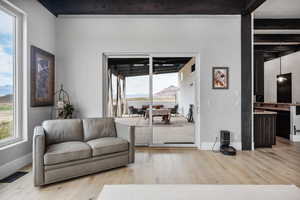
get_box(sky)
[0,9,14,89]
[112,73,178,97]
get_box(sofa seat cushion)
[44,141,92,165]
[87,137,129,157]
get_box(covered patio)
[106,57,196,145]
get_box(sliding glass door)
[106,55,153,145]
[105,54,196,147]
[151,57,196,145]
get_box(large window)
[0,2,25,147]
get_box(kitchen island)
[254,102,300,139]
[254,111,277,148]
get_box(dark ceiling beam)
[125,73,148,77]
[279,48,300,58]
[38,0,247,16]
[263,52,277,62]
[254,34,300,43]
[112,65,183,73]
[110,63,186,67]
[108,57,189,77]
[254,45,300,53]
[254,19,300,30]
[111,65,148,70]
[114,67,148,71]
[108,58,191,65]
[118,70,181,77]
[263,49,300,62]
[254,34,300,61]
[254,45,300,62]
[110,64,183,70]
[114,69,149,73]
[243,0,266,15]
[108,58,148,65]
[154,58,191,64]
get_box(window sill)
[0,138,27,151]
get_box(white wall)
[0,0,55,176]
[56,15,242,145]
[178,58,196,117]
[264,51,300,103]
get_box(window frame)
[0,1,26,148]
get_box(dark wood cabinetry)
[254,112,276,148]
[276,111,290,139]
[254,103,294,140]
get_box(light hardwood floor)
[0,137,299,200]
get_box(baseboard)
[0,153,32,180]
[200,142,242,151]
[290,134,300,142]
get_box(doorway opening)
[103,54,198,147]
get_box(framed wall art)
[212,67,229,89]
[31,46,55,107]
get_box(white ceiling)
[254,0,300,19]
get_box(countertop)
[254,106,290,112]
[255,102,300,106]
[254,111,277,115]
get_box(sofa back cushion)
[42,119,83,145]
[82,118,117,141]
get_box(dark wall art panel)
[31,46,55,107]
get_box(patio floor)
[115,116,195,145]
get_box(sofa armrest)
[115,122,135,163]
[33,126,46,186]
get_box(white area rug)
[98,184,300,200]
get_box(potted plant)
[63,103,74,119]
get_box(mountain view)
[125,85,179,99]
[0,85,12,97]
[0,85,12,105]
[126,94,149,98]
[0,8,14,140]
[154,85,179,97]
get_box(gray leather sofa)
[33,118,135,186]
